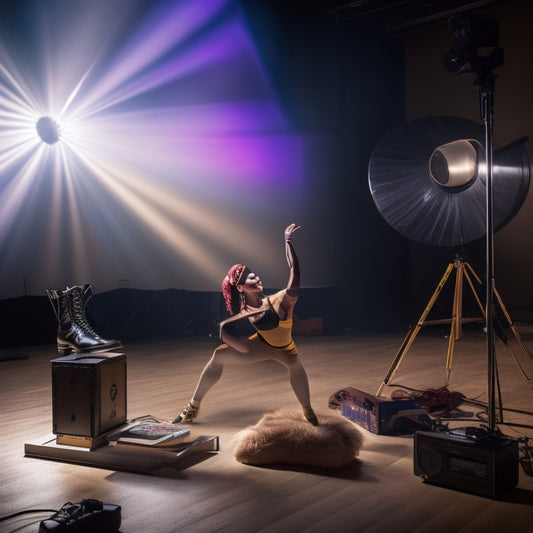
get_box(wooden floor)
[2,326,533,532]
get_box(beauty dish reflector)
[368,116,530,247]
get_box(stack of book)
[105,417,219,456]
[25,416,219,473]
[107,420,191,447]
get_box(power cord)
[0,509,58,522]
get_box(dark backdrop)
[1,1,447,348]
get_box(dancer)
[173,223,318,426]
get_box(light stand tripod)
[401,14,530,497]
[375,255,532,398]
[378,15,533,439]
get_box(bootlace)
[70,289,98,335]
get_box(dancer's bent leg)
[173,338,318,425]
[173,344,248,423]
[273,349,318,426]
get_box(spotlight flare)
[36,116,60,144]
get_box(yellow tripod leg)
[445,262,463,385]
[464,262,485,315]
[376,262,455,396]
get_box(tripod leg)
[445,262,485,385]
[445,262,464,385]
[376,326,413,396]
[445,328,456,386]
[453,261,464,339]
[494,287,533,361]
[492,304,532,382]
[498,340,531,382]
[494,355,505,424]
[464,263,485,316]
[376,263,455,396]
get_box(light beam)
[0,0,303,298]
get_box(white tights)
[190,335,312,410]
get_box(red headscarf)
[221,264,250,314]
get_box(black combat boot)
[46,285,122,355]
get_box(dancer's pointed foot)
[172,402,200,424]
[303,407,319,426]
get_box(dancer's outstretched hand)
[284,223,301,243]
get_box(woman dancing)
[173,223,318,426]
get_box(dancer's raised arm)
[284,223,301,297]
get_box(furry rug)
[233,408,364,469]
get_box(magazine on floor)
[106,419,191,447]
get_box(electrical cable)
[0,509,58,522]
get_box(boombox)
[414,430,519,498]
